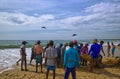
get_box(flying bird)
[72,34,77,36]
[41,26,47,29]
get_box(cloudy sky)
[0,0,120,40]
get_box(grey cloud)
[7,17,25,24]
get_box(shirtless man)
[34,41,44,73]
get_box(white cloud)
[0,12,55,25]
[85,3,120,13]
[0,2,120,39]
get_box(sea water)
[0,48,31,73]
[0,39,120,47]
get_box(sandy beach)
[0,46,120,79]
[0,63,120,79]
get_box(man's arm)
[34,46,36,54]
[88,46,92,55]
[44,50,47,66]
[63,51,67,68]
[77,52,80,68]
[20,45,26,55]
[101,47,105,56]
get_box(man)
[56,43,63,68]
[107,42,111,57]
[73,40,81,53]
[99,41,105,64]
[29,43,37,65]
[34,41,44,73]
[89,39,101,72]
[20,41,28,71]
[64,42,80,79]
[44,40,57,79]
[80,43,89,66]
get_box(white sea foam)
[0,48,31,73]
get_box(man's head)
[22,41,28,45]
[93,38,98,43]
[100,41,104,45]
[69,41,74,47]
[37,40,41,44]
[49,40,54,46]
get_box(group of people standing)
[17,39,116,79]
[107,42,116,57]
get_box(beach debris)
[41,26,47,29]
[72,34,77,36]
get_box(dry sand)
[0,64,120,79]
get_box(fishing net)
[102,57,120,67]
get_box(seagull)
[41,26,47,29]
[72,34,77,36]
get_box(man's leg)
[98,55,102,64]
[40,63,43,73]
[64,68,71,79]
[16,59,21,65]
[89,58,93,72]
[25,60,28,71]
[85,60,87,66]
[36,62,38,72]
[21,60,24,71]
[46,69,49,79]
[71,67,76,79]
[30,58,33,65]
[53,69,56,79]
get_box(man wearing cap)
[20,41,28,71]
[34,41,44,73]
[89,39,101,72]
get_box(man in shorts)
[34,41,44,73]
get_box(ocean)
[0,39,120,48]
[0,39,120,73]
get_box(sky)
[0,0,120,40]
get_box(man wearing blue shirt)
[89,39,101,72]
[64,42,80,79]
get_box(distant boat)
[41,26,47,29]
[72,34,77,36]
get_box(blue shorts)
[46,66,55,70]
[112,48,115,53]
[91,54,98,59]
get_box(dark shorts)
[31,52,35,59]
[46,65,55,70]
[21,55,26,61]
[91,55,98,59]
[36,54,42,63]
